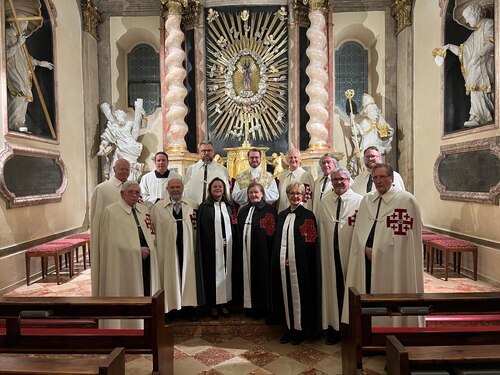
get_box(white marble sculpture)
[98,100,146,181]
[6,20,54,133]
[349,93,394,156]
[442,3,495,127]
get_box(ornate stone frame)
[433,136,500,205]
[0,143,67,208]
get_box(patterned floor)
[4,259,500,374]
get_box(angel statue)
[268,152,287,178]
[98,99,146,181]
[440,3,494,127]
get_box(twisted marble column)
[305,3,329,149]
[164,0,188,151]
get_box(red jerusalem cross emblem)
[348,210,358,226]
[299,219,317,243]
[260,213,276,235]
[386,209,413,235]
[145,214,155,235]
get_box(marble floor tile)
[240,346,281,367]
[174,356,209,374]
[194,347,235,367]
[176,337,214,356]
[287,346,329,366]
[213,355,259,374]
[263,356,309,375]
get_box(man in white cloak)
[344,163,424,327]
[312,153,338,215]
[351,146,405,195]
[98,181,160,329]
[90,158,130,297]
[184,140,230,207]
[151,178,202,321]
[318,168,362,344]
[277,149,314,213]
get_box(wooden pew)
[0,347,125,374]
[0,290,172,375]
[341,288,500,375]
[386,335,500,375]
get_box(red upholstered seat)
[427,238,478,281]
[26,243,70,255]
[66,233,90,240]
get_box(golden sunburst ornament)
[205,7,289,143]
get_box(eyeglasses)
[200,149,214,154]
[126,190,141,196]
[364,154,380,159]
[287,192,303,196]
[372,176,389,181]
[333,177,348,182]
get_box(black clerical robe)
[234,201,277,311]
[197,198,239,306]
[271,205,321,336]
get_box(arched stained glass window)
[335,41,368,114]
[127,44,160,115]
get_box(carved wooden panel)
[0,143,67,208]
[434,137,500,205]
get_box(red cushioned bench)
[0,290,172,375]
[341,288,500,375]
[427,238,478,281]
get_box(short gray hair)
[286,148,301,157]
[120,180,140,192]
[331,167,351,179]
[199,140,214,148]
[319,153,338,166]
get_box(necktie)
[173,202,181,215]
[202,164,208,202]
[320,176,328,200]
[333,196,345,315]
[132,207,148,247]
[366,174,373,193]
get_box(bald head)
[113,159,130,182]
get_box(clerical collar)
[250,166,261,174]
[155,170,170,178]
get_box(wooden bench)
[0,347,124,374]
[427,238,478,281]
[341,288,500,375]
[386,335,500,375]
[0,290,172,375]
[421,232,450,272]
[65,233,91,268]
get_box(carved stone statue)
[98,100,146,181]
[348,93,394,156]
[6,20,54,133]
[443,3,495,127]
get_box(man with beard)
[351,146,405,195]
[312,153,338,215]
[318,168,362,344]
[184,140,230,207]
[345,163,424,327]
[232,149,278,206]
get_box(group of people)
[90,141,424,344]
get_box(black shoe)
[220,306,231,318]
[279,329,293,344]
[325,327,340,345]
[291,330,305,345]
[210,307,219,320]
[183,307,198,322]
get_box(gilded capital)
[292,0,310,26]
[163,0,187,17]
[81,0,101,40]
[309,0,326,13]
[391,0,412,35]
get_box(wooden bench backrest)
[342,288,500,375]
[0,290,172,375]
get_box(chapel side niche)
[4,0,56,139]
[443,0,495,134]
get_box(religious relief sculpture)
[205,7,289,145]
[438,3,495,127]
[5,1,55,137]
[97,100,146,181]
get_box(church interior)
[0,0,499,373]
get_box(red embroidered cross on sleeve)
[259,213,276,235]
